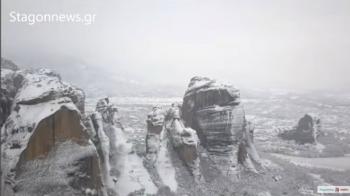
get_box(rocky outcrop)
[145,106,164,164]
[164,104,200,177]
[0,89,12,126]
[1,65,106,196]
[90,98,158,196]
[182,76,241,154]
[279,114,321,144]
[1,59,24,126]
[144,104,200,193]
[1,58,19,71]
[14,68,85,113]
[182,76,261,172]
[237,120,262,172]
[145,104,200,175]
[143,106,178,193]
[88,97,122,195]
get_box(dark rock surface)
[279,114,321,144]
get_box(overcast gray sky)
[1,0,350,91]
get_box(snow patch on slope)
[156,133,178,192]
[114,127,157,196]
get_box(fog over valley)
[2,0,350,96]
[2,1,350,196]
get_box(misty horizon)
[2,0,350,92]
[2,2,350,196]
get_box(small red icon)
[335,187,340,192]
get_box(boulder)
[279,114,321,144]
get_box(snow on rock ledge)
[1,65,105,196]
[14,68,85,113]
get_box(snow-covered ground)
[113,125,157,196]
[271,153,350,171]
[83,90,350,195]
[155,132,178,192]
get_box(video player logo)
[318,186,350,194]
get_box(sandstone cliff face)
[279,114,321,144]
[17,107,88,163]
[182,76,261,172]
[1,64,105,196]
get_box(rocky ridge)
[1,59,106,196]
[2,59,328,196]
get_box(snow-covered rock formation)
[181,76,262,173]
[1,59,20,126]
[88,98,120,195]
[144,106,178,193]
[145,106,165,165]
[145,105,201,175]
[164,104,201,179]
[1,61,106,196]
[279,114,321,144]
[144,104,203,194]
[89,97,158,196]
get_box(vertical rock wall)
[182,76,261,172]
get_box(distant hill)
[1,57,185,98]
